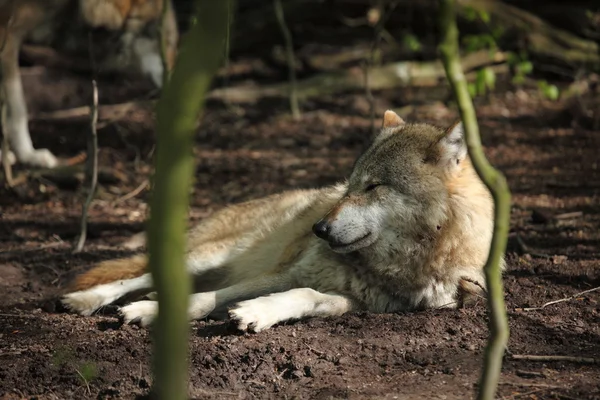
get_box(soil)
[1,61,600,400]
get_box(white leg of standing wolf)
[0,35,58,168]
[0,0,178,168]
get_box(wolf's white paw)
[120,301,158,327]
[229,297,280,332]
[144,292,158,300]
[62,291,107,316]
[20,148,59,168]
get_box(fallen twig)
[461,276,488,294]
[112,178,149,205]
[74,79,99,253]
[515,235,552,259]
[61,152,87,167]
[514,233,599,260]
[515,369,546,378]
[33,101,144,122]
[75,368,92,396]
[522,286,600,311]
[554,211,583,220]
[501,388,554,400]
[209,50,507,103]
[511,354,600,365]
[26,52,507,121]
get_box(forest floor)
[0,60,599,399]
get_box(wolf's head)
[313,111,470,255]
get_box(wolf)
[61,111,496,332]
[0,0,178,168]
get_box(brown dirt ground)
[1,64,599,400]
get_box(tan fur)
[61,114,498,332]
[425,158,496,293]
[70,254,148,291]
[79,0,167,30]
[79,0,129,29]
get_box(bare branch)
[511,354,600,364]
[112,178,149,205]
[522,286,600,312]
[73,80,99,253]
[438,1,511,399]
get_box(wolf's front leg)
[229,288,358,332]
[120,273,294,327]
[1,37,58,168]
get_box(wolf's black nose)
[312,220,331,240]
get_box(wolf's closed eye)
[365,183,381,192]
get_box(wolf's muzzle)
[312,219,331,240]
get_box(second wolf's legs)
[0,36,58,168]
[120,273,294,327]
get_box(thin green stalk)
[158,0,172,89]
[274,0,301,119]
[148,1,232,399]
[438,1,510,399]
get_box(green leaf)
[539,82,559,101]
[483,67,496,91]
[478,10,491,23]
[585,10,594,19]
[512,74,525,85]
[476,69,487,96]
[468,82,477,97]
[507,52,519,67]
[464,6,477,21]
[545,85,559,101]
[517,61,533,76]
[536,79,548,89]
[491,26,505,39]
[462,34,496,54]
[462,35,480,53]
[536,80,559,100]
[403,34,422,52]
[483,34,496,50]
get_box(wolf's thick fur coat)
[62,112,497,332]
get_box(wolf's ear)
[381,110,405,129]
[436,121,467,173]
